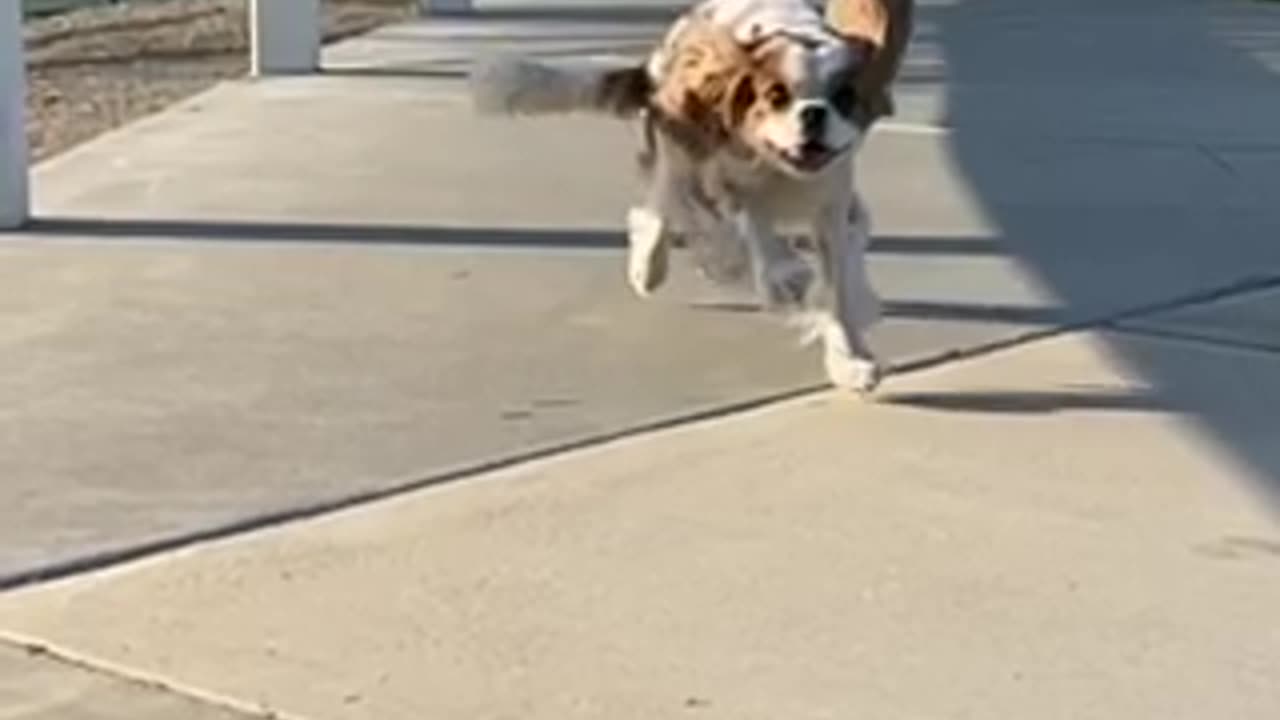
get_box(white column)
[0,0,29,229]
[250,0,321,76]
[420,0,475,15]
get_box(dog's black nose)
[800,105,827,135]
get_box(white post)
[1,0,29,229]
[419,0,474,15]
[250,0,321,76]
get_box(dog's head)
[651,16,884,178]
[730,29,874,176]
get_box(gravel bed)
[24,0,416,162]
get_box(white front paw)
[824,347,882,395]
[626,207,669,297]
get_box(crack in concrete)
[891,274,1280,376]
[0,633,303,720]
[1197,143,1242,177]
[0,383,827,593]
[1107,324,1280,358]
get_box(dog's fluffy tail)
[469,56,651,117]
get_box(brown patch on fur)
[736,38,797,127]
[826,0,915,125]
[647,16,785,160]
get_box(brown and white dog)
[471,0,913,393]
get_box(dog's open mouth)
[771,140,845,174]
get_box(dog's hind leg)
[737,207,814,311]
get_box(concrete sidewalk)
[6,0,1280,588]
[2,0,1280,717]
[3,331,1279,719]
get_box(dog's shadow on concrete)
[878,388,1173,415]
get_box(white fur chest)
[707,148,849,229]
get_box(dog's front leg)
[813,191,882,393]
[626,166,685,299]
[630,159,752,298]
[625,204,672,297]
[628,182,741,297]
[627,126,743,297]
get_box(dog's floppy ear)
[650,16,753,156]
[827,0,914,124]
[722,70,759,130]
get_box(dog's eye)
[765,83,790,110]
[830,85,858,115]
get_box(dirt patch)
[24,0,416,162]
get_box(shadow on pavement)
[25,217,627,248]
[933,0,1280,499]
[882,388,1171,415]
[24,216,1002,256]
